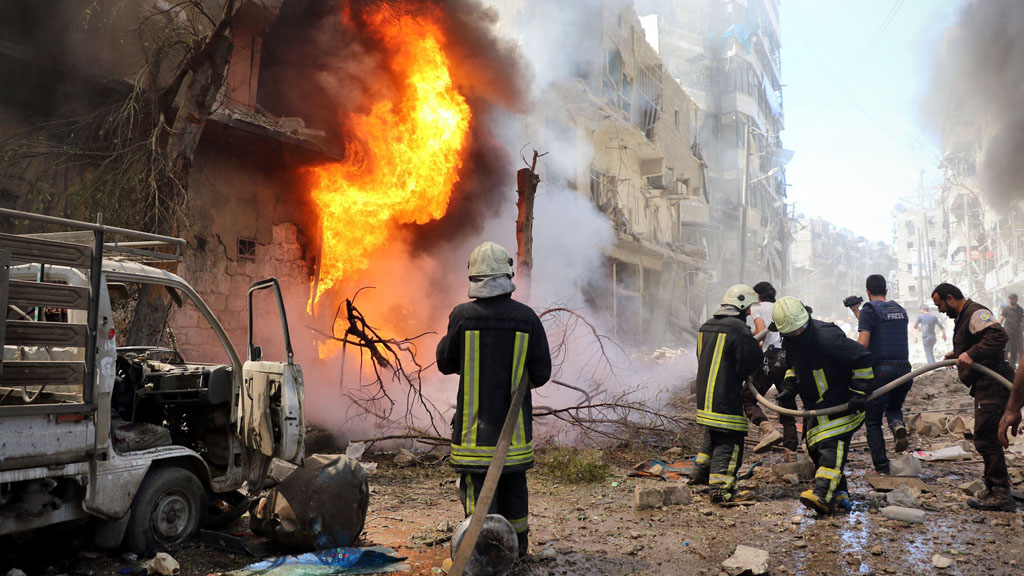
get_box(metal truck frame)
[0,208,304,554]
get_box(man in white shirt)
[743,281,797,452]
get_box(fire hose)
[747,329,1014,418]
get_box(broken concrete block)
[947,415,975,437]
[932,554,953,568]
[1009,468,1024,485]
[914,413,950,437]
[959,480,986,497]
[394,449,418,467]
[885,486,920,508]
[772,459,815,481]
[890,453,923,477]
[721,544,770,576]
[880,505,926,523]
[635,486,664,510]
[783,473,800,486]
[662,485,693,505]
[145,552,180,576]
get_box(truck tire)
[126,467,206,554]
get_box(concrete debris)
[771,459,815,482]
[721,544,770,576]
[959,480,987,497]
[665,447,683,458]
[1009,468,1024,485]
[6,569,26,576]
[783,473,800,486]
[870,544,883,555]
[880,505,926,523]
[635,487,664,510]
[885,486,921,508]
[889,453,923,477]
[634,485,693,509]
[145,552,180,576]
[909,413,950,437]
[932,554,954,568]
[394,449,419,467]
[536,545,558,561]
[947,415,975,437]
[865,475,931,493]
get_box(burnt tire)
[126,467,206,555]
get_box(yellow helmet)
[772,297,810,335]
[468,241,514,277]
[721,284,758,311]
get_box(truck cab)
[0,209,305,553]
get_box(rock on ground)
[721,544,770,576]
[394,449,419,467]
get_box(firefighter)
[773,297,872,515]
[932,283,1016,511]
[436,241,552,557]
[688,284,764,505]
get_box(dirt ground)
[3,366,1024,576]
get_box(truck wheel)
[126,467,206,554]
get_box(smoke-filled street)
[2,0,1024,575]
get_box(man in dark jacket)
[437,241,552,556]
[689,284,764,505]
[933,283,1016,511]
[773,297,872,515]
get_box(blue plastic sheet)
[234,546,407,576]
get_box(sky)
[780,0,961,243]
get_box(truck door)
[238,279,304,466]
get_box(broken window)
[238,237,256,260]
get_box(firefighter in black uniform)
[436,241,553,556]
[688,284,764,505]
[773,297,873,515]
[932,282,1016,511]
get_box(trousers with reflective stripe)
[451,330,533,470]
[459,471,530,554]
[808,432,853,503]
[693,427,746,494]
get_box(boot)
[967,486,1017,512]
[799,489,833,515]
[712,488,755,505]
[834,491,854,511]
[753,420,784,453]
[892,423,909,453]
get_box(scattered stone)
[721,544,770,576]
[885,486,920,508]
[663,485,693,505]
[1009,469,1024,485]
[790,515,803,524]
[783,474,800,486]
[932,554,953,569]
[635,487,664,510]
[145,553,180,576]
[880,506,926,523]
[6,569,26,576]
[795,540,808,549]
[394,449,419,467]
[870,545,883,556]
[889,454,923,477]
[666,447,683,457]
[772,460,815,481]
[960,480,986,497]
[537,545,557,561]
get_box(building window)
[906,263,913,272]
[674,108,680,131]
[907,242,914,249]
[238,237,256,260]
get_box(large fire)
[308,7,471,311]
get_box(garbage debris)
[145,552,180,576]
[251,454,370,551]
[885,486,921,508]
[889,453,923,477]
[721,544,770,576]
[631,459,693,480]
[880,505,926,523]
[450,515,518,576]
[231,546,407,576]
[914,445,971,462]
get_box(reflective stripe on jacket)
[695,314,763,432]
[437,294,552,473]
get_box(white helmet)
[715,284,758,316]
[468,241,514,277]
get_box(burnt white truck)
[0,208,305,553]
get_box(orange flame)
[308,8,471,310]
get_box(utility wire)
[853,0,906,69]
